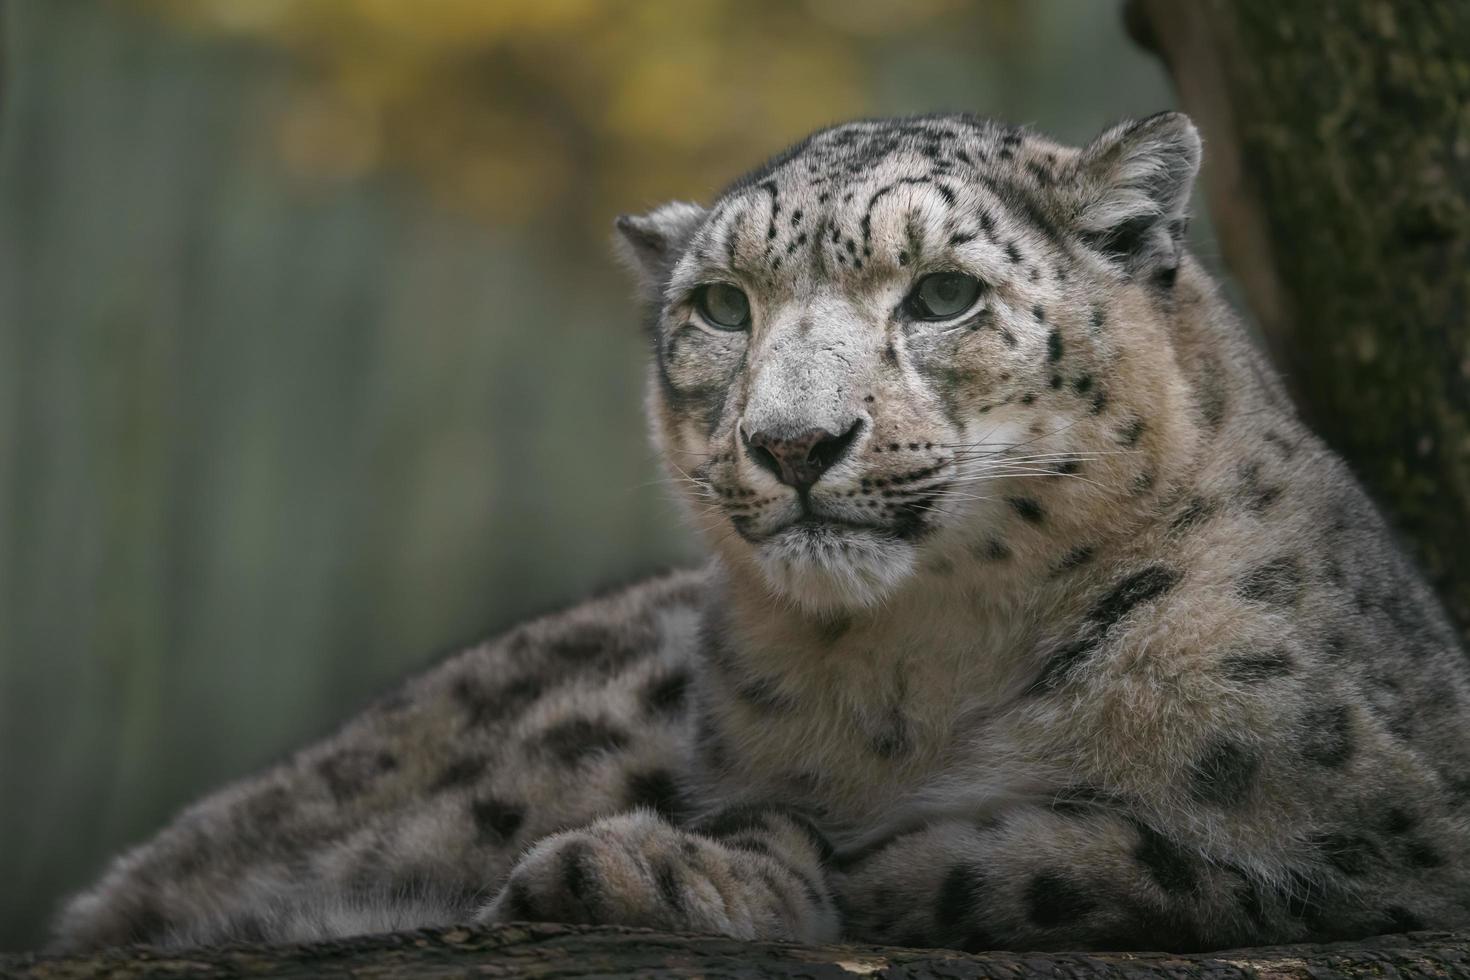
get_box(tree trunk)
[2,923,1469,979]
[1125,0,1470,645]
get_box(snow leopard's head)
[616,113,1201,615]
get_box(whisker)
[947,452,1121,465]
[946,470,1117,494]
[942,416,1095,456]
[910,491,997,503]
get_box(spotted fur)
[52,113,1470,953]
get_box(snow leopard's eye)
[694,283,751,330]
[906,273,984,321]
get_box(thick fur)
[53,114,1470,953]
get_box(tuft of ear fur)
[1070,112,1201,285]
[613,201,708,304]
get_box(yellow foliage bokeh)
[138,0,994,230]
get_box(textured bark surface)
[3,923,1470,980]
[1127,0,1470,645]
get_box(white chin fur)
[754,525,918,614]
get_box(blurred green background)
[0,0,1191,950]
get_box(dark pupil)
[934,278,961,302]
[708,286,746,325]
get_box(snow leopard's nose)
[742,420,863,491]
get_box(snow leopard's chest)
[692,589,1059,833]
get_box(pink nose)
[742,421,862,490]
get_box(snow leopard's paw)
[477,806,838,942]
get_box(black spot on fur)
[1055,545,1096,574]
[1117,417,1146,447]
[538,717,632,766]
[453,673,548,729]
[1404,840,1445,869]
[1220,649,1293,682]
[1197,369,1228,431]
[641,669,691,718]
[652,857,685,915]
[831,829,923,872]
[1381,806,1418,836]
[1315,832,1376,876]
[1047,328,1063,362]
[695,805,771,842]
[1190,739,1259,806]
[241,785,295,833]
[1028,565,1180,695]
[696,805,832,863]
[547,624,641,663]
[817,615,853,644]
[869,707,910,759]
[1169,495,1216,535]
[1237,461,1283,512]
[624,768,689,820]
[1008,496,1045,524]
[1026,872,1095,927]
[560,839,598,909]
[1082,215,1154,264]
[704,626,798,712]
[777,808,836,863]
[980,537,1010,561]
[431,755,488,793]
[1134,824,1196,893]
[1262,430,1297,458]
[1091,565,1180,632]
[1047,785,1127,816]
[471,797,525,846]
[1300,703,1355,768]
[735,674,798,713]
[1238,556,1303,606]
[317,748,398,802]
[1027,638,1093,694]
[504,879,538,921]
[934,864,985,946]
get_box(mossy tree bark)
[1126,0,1470,645]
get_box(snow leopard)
[51,112,1470,954]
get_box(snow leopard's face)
[617,114,1199,614]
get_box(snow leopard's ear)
[1070,111,1201,285]
[614,202,708,303]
